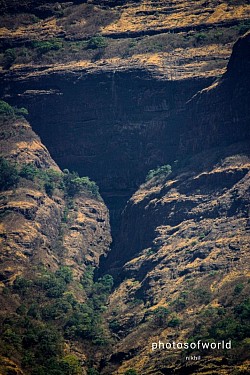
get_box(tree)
[146,164,172,182]
[0,157,19,191]
[87,35,108,49]
[152,306,170,326]
[124,370,138,375]
[61,355,82,375]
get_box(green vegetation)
[87,35,108,49]
[0,157,19,191]
[1,265,114,374]
[167,315,181,328]
[171,292,188,311]
[189,297,250,353]
[124,370,138,375]
[87,368,100,375]
[0,156,100,199]
[60,355,82,375]
[195,32,207,43]
[63,170,100,197]
[19,163,39,181]
[194,288,212,304]
[0,23,245,69]
[234,283,244,295]
[151,306,170,326]
[0,100,28,118]
[146,164,172,182]
[2,48,17,69]
[31,39,63,55]
[19,163,63,197]
[0,100,15,116]
[236,20,250,35]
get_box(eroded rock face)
[101,144,250,375]
[98,34,250,375]
[0,2,249,374]
[178,31,250,157]
[0,115,112,373]
[1,71,208,194]
[0,116,111,282]
[100,32,250,275]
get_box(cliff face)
[102,143,250,374]
[0,1,250,375]
[0,114,111,374]
[96,33,250,375]
[0,116,111,281]
[1,1,249,229]
[0,71,208,193]
[178,31,250,156]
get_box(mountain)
[0,1,249,374]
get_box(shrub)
[234,283,244,295]
[45,169,62,185]
[195,32,207,43]
[236,20,250,35]
[0,100,28,117]
[172,297,186,311]
[146,164,172,182]
[35,272,67,298]
[44,181,55,197]
[42,169,62,196]
[2,327,22,348]
[60,355,81,375]
[194,288,211,304]
[87,35,108,49]
[81,265,94,294]
[20,163,38,180]
[15,106,29,116]
[168,316,181,327]
[109,319,120,332]
[124,370,138,375]
[19,165,62,196]
[27,304,41,319]
[234,299,250,320]
[3,48,16,69]
[31,40,63,54]
[152,306,170,326]
[0,100,15,116]
[63,170,100,197]
[55,266,73,284]
[87,368,100,375]
[41,300,71,320]
[0,157,19,191]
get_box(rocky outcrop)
[0,2,249,375]
[100,31,250,273]
[0,2,249,236]
[97,33,250,374]
[0,116,111,282]
[0,114,112,374]
[100,144,250,375]
[178,31,250,156]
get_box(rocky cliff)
[98,32,250,374]
[0,113,111,374]
[0,1,250,375]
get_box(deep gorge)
[0,69,211,271]
[0,2,250,373]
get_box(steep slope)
[0,1,250,235]
[99,33,250,375]
[0,0,250,79]
[0,2,249,375]
[0,111,111,375]
[102,144,250,375]
[0,113,111,280]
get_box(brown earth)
[0,1,249,375]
